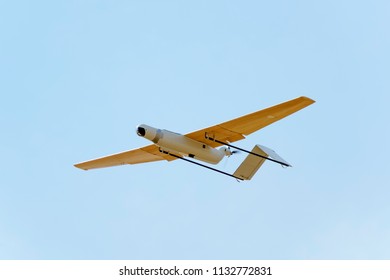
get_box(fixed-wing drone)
[74,96,315,180]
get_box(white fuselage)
[136,124,227,164]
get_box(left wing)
[74,144,177,170]
[185,96,315,147]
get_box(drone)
[74,96,315,180]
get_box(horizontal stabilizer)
[257,145,291,167]
[233,145,290,180]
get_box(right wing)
[185,96,315,147]
[74,144,178,170]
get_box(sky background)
[1,0,389,259]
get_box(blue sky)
[1,0,389,259]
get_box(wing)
[185,96,315,147]
[75,96,314,170]
[74,144,178,170]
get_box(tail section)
[233,145,290,180]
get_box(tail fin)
[233,145,290,180]
[257,145,291,167]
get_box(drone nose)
[136,126,146,137]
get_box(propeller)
[222,146,240,169]
[226,146,240,156]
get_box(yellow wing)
[74,96,314,170]
[74,144,177,170]
[185,96,315,147]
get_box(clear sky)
[1,0,389,259]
